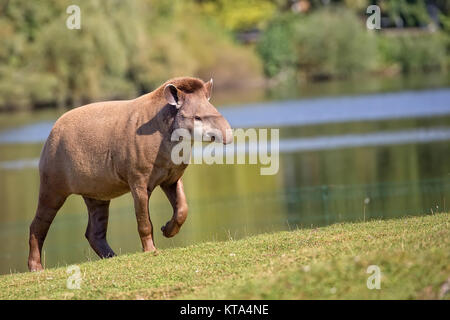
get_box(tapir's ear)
[205,78,213,101]
[164,84,184,108]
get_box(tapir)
[28,77,232,271]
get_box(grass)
[0,213,449,300]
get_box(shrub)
[198,0,276,32]
[294,8,377,78]
[0,66,60,112]
[0,0,264,111]
[257,13,298,78]
[257,7,377,80]
[377,32,447,73]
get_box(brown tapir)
[28,77,232,271]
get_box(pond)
[0,74,449,274]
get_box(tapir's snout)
[218,115,233,145]
[202,110,233,145]
[223,123,233,145]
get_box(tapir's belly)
[40,128,132,200]
[45,154,130,201]
[75,184,131,201]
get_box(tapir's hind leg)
[83,197,115,259]
[28,191,67,271]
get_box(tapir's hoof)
[28,262,44,272]
[161,224,176,238]
[161,225,171,238]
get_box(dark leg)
[161,179,188,238]
[131,184,156,252]
[28,191,67,271]
[83,197,115,258]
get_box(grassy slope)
[0,213,449,300]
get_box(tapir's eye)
[194,116,201,121]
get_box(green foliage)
[294,8,377,78]
[198,0,277,32]
[257,4,449,80]
[1,0,449,111]
[381,0,431,27]
[135,1,263,90]
[256,13,298,78]
[438,12,450,67]
[0,0,263,111]
[343,0,370,11]
[257,8,377,79]
[0,67,59,111]
[377,32,448,73]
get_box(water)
[1,77,449,274]
[2,89,450,144]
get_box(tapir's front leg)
[131,184,156,252]
[161,179,188,238]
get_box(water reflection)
[2,89,450,144]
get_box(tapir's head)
[163,78,233,144]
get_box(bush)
[294,8,377,79]
[377,32,448,73]
[0,67,59,111]
[198,0,276,32]
[0,0,264,111]
[257,7,377,80]
[257,13,298,78]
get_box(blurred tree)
[377,32,447,73]
[380,0,430,27]
[0,0,448,111]
[0,0,263,111]
[196,0,277,31]
[343,0,370,11]
[257,7,377,80]
[257,13,298,78]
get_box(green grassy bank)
[1,213,449,300]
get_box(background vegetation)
[0,0,448,111]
